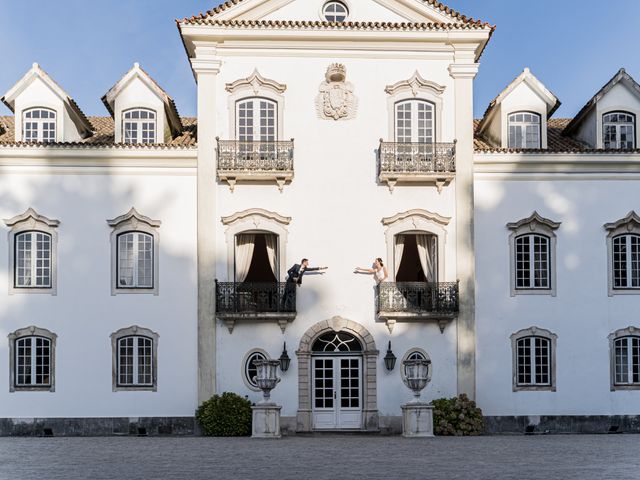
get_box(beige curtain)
[235,234,255,282]
[416,234,435,282]
[394,235,405,277]
[264,234,278,279]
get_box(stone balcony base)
[379,172,455,193]
[377,311,457,334]
[216,312,296,333]
[218,170,294,193]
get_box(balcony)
[376,281,459,333]
[215,281,296,333]
[216,139,294,192]
[378,141,456,193]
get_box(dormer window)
[22,108,56,143]
[322,1,348,22]
[508,112,540,149]
[123,109,156,144]
[603,112,635,149]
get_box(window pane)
[515,235,531,288]
[136,233,153,288]
[516,338,531,385]
[118,337,134,385]
[534,337,550,385]
[615,338,629,384]
[122,110,156,144]
[508,112,540,148]
[118,233,135,287]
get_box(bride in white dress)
[355,258,388,285]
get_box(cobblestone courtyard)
[0,434,638,480]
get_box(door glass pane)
[314,358,334,408]
[340,358,360,408]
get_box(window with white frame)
[612,234,640,289]
[14,231,52,288]
[322,1,348,22]
[8,326,57,392]
[603,112,635,149]
[22,108,56,143]
[605,211,640,295]
[117,231,154,288]
[110,326,158,391]
[107,208,161,295]
[514,233,550,289]
[123,108,156,144]
[507,212,560,296]
[508,112,541,149]
[236,98,277,142]
[613,335,640,386]
[4,208,59,295]
[243,349,268,391]
[510,327,557,391]
[395,99,434,144]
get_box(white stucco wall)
[475,177,640,416]
[0,166,198,417]
[211,53,462,417]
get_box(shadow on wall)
[0,150,198,419]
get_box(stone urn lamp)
[401,358,434,437]
[251,359,283,438]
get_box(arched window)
[22,108,56,143]
[110,326,158,391]
[612,234,640,289]
[107,208,161,295]
[117,231,154,288]
[15,231,52,288]
[236,98,277,142]
[395,99,434,144]
[508,112,540,149]
[312,331,363,352]
[507,212,560,296]
[510,327,557,391]
[122,108,156,144]
[322,1,348,22]
[609,327,640,389]
[8,326,57,392]
[603,111,635,149]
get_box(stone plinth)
[252,404,282,439]
[401,403,434,437]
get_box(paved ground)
[0,434,637,480]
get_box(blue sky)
[1,0,639,118]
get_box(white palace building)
[1,0,640,435]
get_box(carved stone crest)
[316,64,357,121]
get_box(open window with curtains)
[394,233,437,282]
[234,232,278,283]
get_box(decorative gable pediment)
[222,208,291,227]
[385,71,445,97]
[225,70,287,95]
[107,207,161,229]
[183,0,481,24]
[604,211,640,232]
[4,207,60,229]
[506,211,561,232]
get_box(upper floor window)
[395,99,434,144]
[508,112,540,149]
[510,326,557,392]
[123,108,156,144]
[107,208,161,295]
[236,98,276,142]
[507,212,560,296]
[605,211,640,295]
[110,326,158,391]
[603,112,635,149]
[22,108,56,143]
[3,208,59,295]
[322,1,348,22]
[8,326,57,392]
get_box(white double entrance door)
[312,355,362,430]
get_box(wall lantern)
[279,342,291,372]
[384,341,397,371]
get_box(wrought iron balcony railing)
[216,139,294,192]
[378,141,456,192]
[377,282,459,332]
[215,281,296,333]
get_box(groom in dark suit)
[281,258,327,310]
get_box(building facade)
[0,0,638,435]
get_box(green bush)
[196,392,252,436]
[432,393,484,436]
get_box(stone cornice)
[382,209,451,227]
[221,208,291,226]
[384,71,445,97]
[506,211,561,231]
[4,208,60,228]
[107,207,161,229]
[604,211,640,232]
[226,69,286,94]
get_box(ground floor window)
[110,326,158,391]
[613,336,640,386]
[8,326,57,392]
[510,326,557,391]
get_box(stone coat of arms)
[316,63,357,121]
